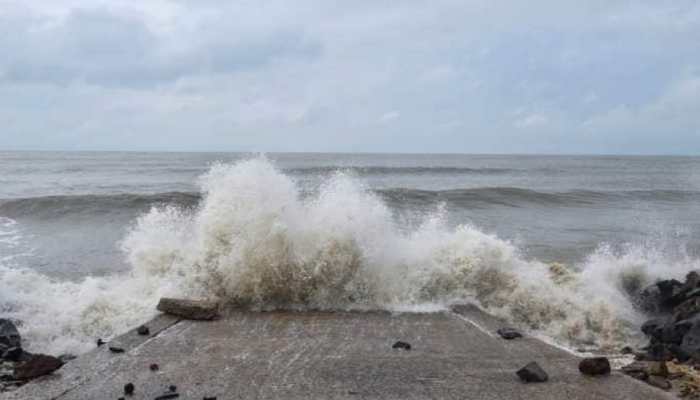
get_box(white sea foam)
[2,157,699,355]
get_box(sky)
[0,1,699,154]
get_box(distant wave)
[285,166,517,175]
[378,187,700,208]
[0,192,200,218]
[1,188,699,219]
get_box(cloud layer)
[1,1,698,153]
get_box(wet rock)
[2,347,21,362]
[516,361,548,383]
[13,354,63,380]
[496,328,522,340]
[392,341,411,350]
[156,298,219,320]
[124,382,135,396]
[674,297,700,322]
[647,375,672,390]
[0,320,21,352]
[136,325,150,336]
[578,357,611,376]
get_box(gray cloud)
[0,0,698,153]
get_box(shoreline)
[5,305,673,400]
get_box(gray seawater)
[3,151,700,356]
[1,151,699,279]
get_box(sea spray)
[2,156,700,355]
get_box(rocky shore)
[620,271,700,397]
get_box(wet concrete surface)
[5,305,673,399]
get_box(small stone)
[578,357,611,376]
[96,338,105,347]
[13,354,63,380]
[109,346,125,354]
[516,361,548,383]
[647,375,671,390]
[497,328,522,340]
[620,346,634,354]
[136,325,150,336]
[150,363,159,371]
[203,397,217,400]
[124,382,135,396]
[392,341,411,350]
[169,385,177,392]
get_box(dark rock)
[496,328,522,340]
[392,341,411,350]
[124,382,135,396]
[647,375,671,390]
[641,317,670,340]
[150,363,159,371]
[621,346,635,354]
[657,279,684,307]
[516,361,548,383]
[624,369,649,381]
[2,347,23,362]
[674,297,700,322]
[109,346,125,354]
[13,354,63,380]
[154,393,180,400]
[0,320,21,352]
[578,357,611,376]
[136,325,150,336]
[156,298,219,320]
[644,343,682,361]
[96,338,105,347]
[203,397,217,400]
[169,385,177,392]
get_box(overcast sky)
[1,1,699,154]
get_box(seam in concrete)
[449,311,496,339]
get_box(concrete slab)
[5,308,673,400]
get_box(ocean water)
[1,151,700,355]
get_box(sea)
[1,151,699,355]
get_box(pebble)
[392,341,411,350]
[136,325,150,336]
[123,382,134,396]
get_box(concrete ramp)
[6,307,672,399]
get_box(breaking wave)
[2,157,699,355]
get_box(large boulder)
[0,319,21,352]
[14,354,63,380]
[156,298,219,320]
